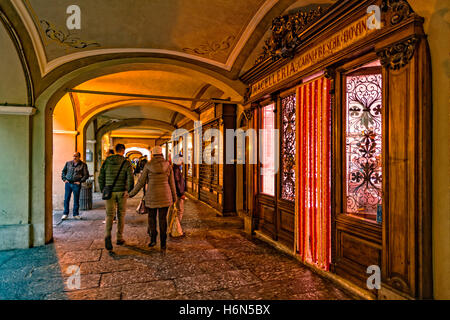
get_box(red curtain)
[295,76,331,270]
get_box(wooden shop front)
[174,101,237,216]
[240,0,432,299]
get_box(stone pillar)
[220,103,237,215]
[0,107,35,250]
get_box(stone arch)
[32,57,245,244]
[80,99,199,131]
[96,118,176,140]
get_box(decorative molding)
[243,87,252,103]
[183,36,236,58]
[40,20,100,49]
[377,36,419,70]
[243,108,253,121]
[324,68,336,79]
[226,0,278,69]
[0,105,36,116]
[255,6,326,64]
[53,130,78,135]
[381,0,415,26]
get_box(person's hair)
[115,144,126,152]
[74,152,81,157]
[108,149,114,155]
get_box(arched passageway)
[0,0,449,301]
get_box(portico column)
[0,106,35,250]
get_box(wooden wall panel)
[258,198,276,239]
[381,36,432,299]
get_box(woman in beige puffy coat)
[129,146,177,250]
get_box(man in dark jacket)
[99,144,134,250]
[61,152,89,220]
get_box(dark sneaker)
[116,239,125,245]
[148,241,156,247]
[105,237,113,251]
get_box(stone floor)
[0,193,356,300]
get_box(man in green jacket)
[99,143,134,250]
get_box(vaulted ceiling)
[5,0,335,141]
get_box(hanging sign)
[250,14,378,98]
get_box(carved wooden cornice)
[324,68,336,79]
[243,108,253,121]
[377,36,419,70]
[243,87,252,104]
[381,0,415,26]
[254,6,326,65]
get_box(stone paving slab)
[0,192,356,300]
[122,280,177,300]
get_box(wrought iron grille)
[345,72,382,216]
[281,94,296,201]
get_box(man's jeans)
[64,182,81,216]
[105,192,127,241]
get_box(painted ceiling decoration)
[255,5,327,65]
[11,0,279,76]
[182,35,236,59]
[40,19,100,49]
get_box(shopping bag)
[168,204,183,237]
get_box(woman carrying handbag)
[129,146,177,250]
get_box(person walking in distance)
[129,146,177,251]
[61,152,90,220]
[171,156,186,237]
[99,144,134,251]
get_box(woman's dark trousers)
[148,207,169,247]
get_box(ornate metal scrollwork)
[381,0,415,26]
[377,36,419,70]
[280,93,296,202]
[255,7,326,65]
[346,73,383,215]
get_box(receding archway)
[36,57,245,244]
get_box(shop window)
[281,93,296,201]
[260,103,275,196]
[345,62,382,222]
[187,134,193,176]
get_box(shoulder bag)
[136,181,149,214]
[102,159,126,200]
